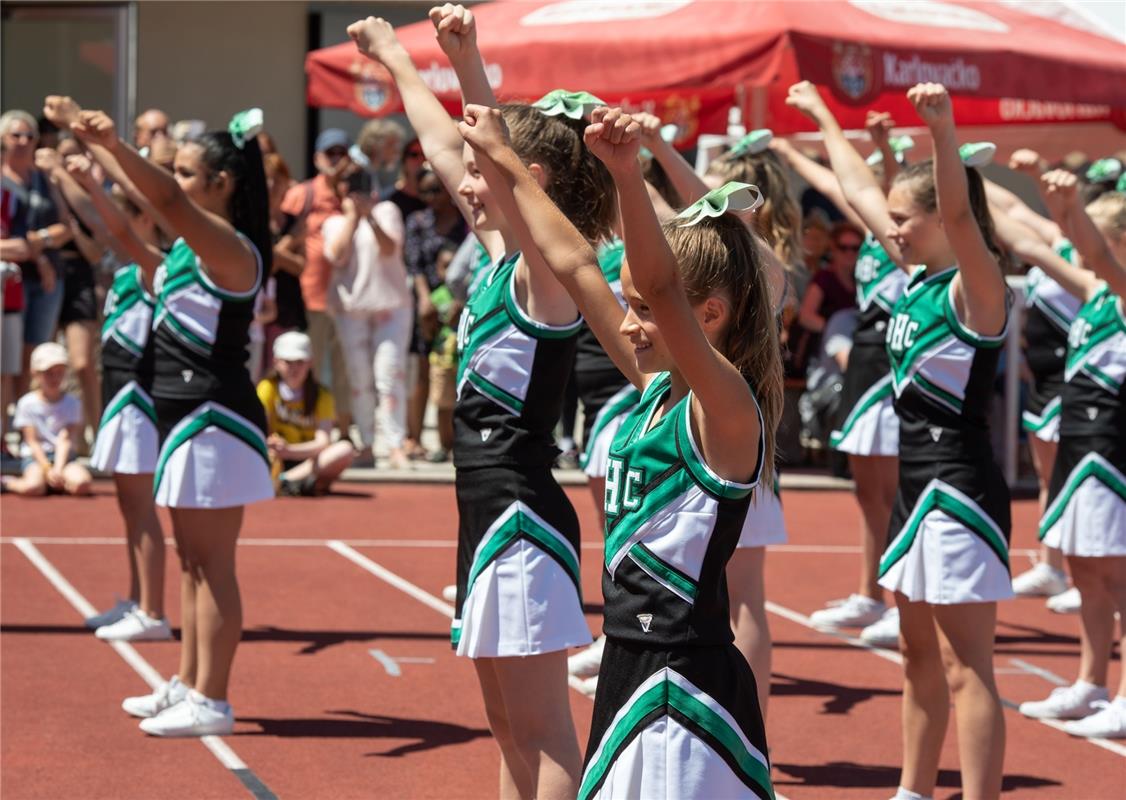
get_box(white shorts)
[90,381,159,475]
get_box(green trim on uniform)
[1032,294,1073,332]
[627,543,698,601]
[580,384,642,469]
[99,385,157,428]
[455,305,509,386]
[578,674,774,800]
[109,328,146,359]
[465,371,524,414]
[830,373,894,448]
[914,373,963,413]
[153,406,269,495]
[604,468,695,570]
[1039,454,1126,539]
[880,482,1009,576]
[464,503,582,601]
[943,280,1007,349]
[1021,395,1061,433]
[450,620,462,647]
[503,268,583,340]
[675,401,757,500]
[157,309,213,355]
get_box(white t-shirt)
[323,202,411,315]
[13,391,82,459]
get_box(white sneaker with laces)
[1011,563,1069,597]
[1019,681,1108,720]
[122,676,189,719]
[1062,697,1126,738]
[568,635,606,678]
[140,690,234,737]
[441,584,457,603]
[85,598,136,629]
[96,609,172,641]
[810,594,886,629]
[1047,586,1081,614]
[859,608,900,648]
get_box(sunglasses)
[404,148,424,159]
[8,131,35,142]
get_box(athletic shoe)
[1047,587,1081,614]
[1062,697,1126,739]
[809,594,886,629]
[85,597,137,630]
[859,608,901,649]
[555,449,580,470]
[568,635,606,678]
[140,690,234,737]
[578,675,598,697]
[1019,681,1109,720]
[95,608,172,641]
[122,675,189,719]
[441,584,457,603]
[1011,563,1069,597]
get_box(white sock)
[893,788,931,800]
[559,437,575,451]
[1074,680,1102,692]
[190,690,231,712]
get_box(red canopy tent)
[306,0,1126,151]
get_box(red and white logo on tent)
[832,42,874,101]
[350,60,397,114]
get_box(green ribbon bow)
[866,135,915,165]
[1117,173,1126,193]
[729,129,773,157]
[532,90,604,120]
[958,141,996,168]
[1086,157,1123,184]
[675,181,764,228]
[228,108,264,150]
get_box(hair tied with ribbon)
[958,141,995,168]
[729,129,773,157]
[866,134,915,166]
[228,108,264,150]
[1086,157,1123,185]
[675,181,764,228]
[1116,173,1126,193]
[532,90,605,120]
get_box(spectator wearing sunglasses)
[791,221,861,375]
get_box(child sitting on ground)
[3,342,92,496]
[257,331,355,496]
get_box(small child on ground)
[257,331,355,496]
[3,342,92,495]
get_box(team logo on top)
[636,613,654,634]
[929,426,943,443]
[480,428,493,442]
[181,370,194,383]
[1087,407,1099,421]
[832,42,874,101]
[350,61,395,114]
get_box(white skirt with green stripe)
[1040,437,1126,557]
[830,373,899,456]
[153,400,274,509]
[879,465,1013,604]
[582,383,643,479]
[91,381,159,475]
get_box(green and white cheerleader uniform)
[149,237,273,509]
[879,267,1013,604]
[581,373,773,800]
[1040,285,1126,555]
[578,239,642,478]
[1021,240,1082,443]
[91,264,159,475]
[451,253,591,657]
[830,234,908,456]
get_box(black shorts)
[58,258,97,325]
[575,366,630,449]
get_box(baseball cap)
[315,128,351,153]
[273,331,312,362]
[31,342,68,372]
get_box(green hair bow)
[959,141,996,168]
[1117,173,1126,193]
[532,90,604,120]
[729,129,773,157]
[866,135,915,165]
[228,108,264,150]
[1086,157,1123,184]
[675,181,763,228]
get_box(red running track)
[1,483,1122,799]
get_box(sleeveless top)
[575,239,628,374]
[150,236,262,399]
[886,266,1006,461]
[454,252,581,468]
[101,264,155,375]
[601,373,764,647]
[1023,239,1082,379]
[852,234,909,346]
[1060,284,1125,438]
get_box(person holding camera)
[323,170,411,468]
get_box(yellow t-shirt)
[256,378,336,445]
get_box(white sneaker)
[810,594,886,629]
[140,690,234,737]
[578,676,598,697]
[122,675,189,719]
[1019,681,1108,720]
[1062,697,1126,738]
[96,609,172,641]
[441,584,457,603]
[1011,563,1069,597]
[85,598,136,629]
[1047,587,1081,614]
[859,608,900,649]
[568,635,606,678]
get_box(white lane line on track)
[10,538,277,798]
[765,596,1126,759]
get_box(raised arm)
[866,111,899,190]
[429,4,497,108]
[458,105,644,388]
[347,14,502,259]
[769,137,865,230]
[785,82,905,267]
[1043,169,1126,298]
[71,110,257,293]
[633,112,710,206]
[34,148,109,251]
[992,207,1097,302]
[910,83,1006,336]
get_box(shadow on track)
[773,762,1060,793]
[769,671,900,715]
